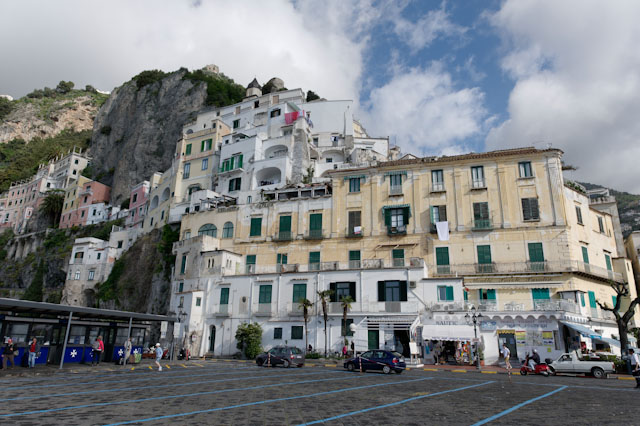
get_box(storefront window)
[68,326,87,344]
[7,323,29,343]
[30,324,52,345]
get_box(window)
[598,216,605,233]
[233,119,240,129]
[292,284,307,303]
[436,247,450,274]
[201,139,212,152]
[198,224,217,238]
[430,205,447,223]
[582,246,589,264]
[330,282,356,302]
[588,291,596,308]
[605,253,612,271]
[342,319,354,337]
[74,270,80,280]
[180,255,187,274]
[384,207,408,232]
[432,170,444,191]
[270,109,281,118]
[274,327,282,339]
[81,210,85,218]
[471,166,485,188]
[612,295,618,307]
[349,250,361,268]
[309,251,320,270]
[196,297,202,307]
[309,213,322,238]
[254,100,259,108]
[177,281,184,292]
[437,285,454,301]
[245,255,256,273]
[183,163,191,179]
[377,281,408,302]
[476,245,492,272]
[389,173,402,188]
[532,288,550,300]
[132,193,138,203]
[250,217,262,237]
[348,210,361,235]
[277,253,288,266]
[117,241,123,249]
[473,202,490,229]
[349,177,361,193]
[576,206,583,224]
[259,285,272,304]
[291,326,303,340]
[580,292,585,307]
[88,270,95,281]
[392,249,404,267]
[97,253,101,260]
[528,243,545,270]
[522,198,540,221]
[228,178,241,192]
[201,158,209,170]
[185,144,192,156]
[519,161,533,178]
[179,296,184,308]
[326,158,333,163]
[222,222,234,238]
[313,137,318,146]
[278,215,291,240]
[160,210,164,220]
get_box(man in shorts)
[155,343,163,371]
[502,343,512,374]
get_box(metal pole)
[59,311,73,370]
[126,317,132,340]
[474,318,480,370]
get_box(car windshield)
[392,352,403,358]
[290,347,302,355]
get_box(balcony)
[217,304,230,316]
[471,179,486,190]
[348,260,361,269]
[472,219,493,231]
[389,185,403,196]
[436,265,451,275]
[245,264,255,274]
[288,302,304,316]
[256,303,272,316]
[304,229,324,240]
[475,263,495,273]
[346,226,363,238]
[392,258,406,267]
[369,301,419,314]
[431,182,445,193]
[387,225,407,236]
[273,231,293,242]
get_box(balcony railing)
[392,258,406,267]
[288,302,304,316]
[274,231,293,242]
[427,299,582,314]
[217,304,230,316]
[471,179,486,189]
[237,258,427,275]
[256,303,272,316]
[346,226,363,238]
[472,219,492,230]
[387,225,407,236]
[475,263,495,273]
[304,229,324,240]
[389,185,403,196]
[431,182,445,192]
[349,260,361,269]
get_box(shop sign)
[480,321,497,331]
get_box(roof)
[0,298,177,322]
[247,78,261,89]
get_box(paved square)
[0,360,637,425]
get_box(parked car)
[548,351,615,379]
[256,346,305,368]
[344,350,406,374]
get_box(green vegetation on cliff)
[182,69,245,107]
[0,129,91,191]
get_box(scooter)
[520,353,550,376]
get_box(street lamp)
[465,306,483,370]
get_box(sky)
[1,0,640,192]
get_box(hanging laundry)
[436,221,449,241]
[284,112,294,125]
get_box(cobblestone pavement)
[0,360,637,425]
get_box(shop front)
[422,314,478,365]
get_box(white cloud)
[360,63,487,155]
[487,0,640,192]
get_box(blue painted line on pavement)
[2,374,363,418]
[470,385,568,426]
[101,377,434,426]
[296,381,493,425]
[1,370,342,402]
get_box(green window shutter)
[378,281,386,302]
[349,282,356,301]
[532,288,550,300]
[291,326,303,339]
[277,253,287,265]
[180,255,187,274]
[309,251,320,264]
[246,255,256,265]
[349,178,360,192]
[588,291,596,308]
[446,286,454,301]
[384,208,391,227]
[330,283,337,302]
[582,247,590,264]
[250,217,262,236]
[435,247,449,265]
[279,215,291,232]
[580,293,585,307]
[293,284,306,303]
[349,250,360,261]
[402,207,410,225]
[477,245,492,264]
[259,285,272,304]
[220,287,229,305]
[310,213,322,231]
[463,290,468,301]
[612,295,617,307]
[229,156,235,170]
[400,281,407,301]
[392,249,404,259]
[201,140,205,152]
[186,144,192,155]
[605,254,612,271]
[237,154,243,168]
[487,289,496,300]
[430,206,436,224]
[528,243,544,262]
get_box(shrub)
[133,70,168,90]
[56,81,75,94]
[235,322,263,359]
[22,261,45,302]
[100,125,112,136]
[0,97,14,121]
[182,70,245,107]
[305,351,321,359]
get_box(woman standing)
[28,337,39,368]
[2,338,16,370]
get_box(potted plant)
[478,347,485,366]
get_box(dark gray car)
[256,346,305,368]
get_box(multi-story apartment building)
[170,146,638,363]
[125,180,153,229]
[60,178,111,229]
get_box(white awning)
[422,324,476,342]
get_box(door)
[528,243,545,271]
[394,330,410,357]
[359,350,375,369]
[498,332,517,360]
[368,330,379,350]
[372,351,387,370]
[209,325,216,353]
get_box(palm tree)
[317,289,334,357]
[39,189,65,228]
[340,296,354,352]
[299,298,314,353]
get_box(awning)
[422,324,476,342]
[343,175,366,181]
[593,336,621,347]
[559,321,601,339]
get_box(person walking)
[630,348,640,388]
[2,338,16,370]
[92,336,104,366]
[501,343,512,374]
[155,343,163,371]
[123,338,132,366]
[28,337,39,368]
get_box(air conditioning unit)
[409,281,417,288]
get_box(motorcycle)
[520,353,550,376]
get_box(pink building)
[60,181,111,229]
[125,181,150,229]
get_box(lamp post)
[465,306,483,370]
[173,310,187,361]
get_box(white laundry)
[436,221,449,241]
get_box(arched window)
[150,196,159,210]
[222,222,234,239]
[198,224,217,238]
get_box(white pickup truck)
[549,351,615,379]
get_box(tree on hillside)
[597,280,640,350]
[56,81,75,94]
[306,90,320,102]
[23,261,45,302]
[39,189,65,228]
[317,289,334,356]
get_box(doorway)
[393,330,411,357]
[209,325,216,353]
[498,332,517,359]
[367,330,379,350]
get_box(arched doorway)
[209,325,216,353]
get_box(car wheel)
[347,363,355,372]
[283,359,290,368]
[541,371,549,377]
[592,367,605,379]
[256,358,264,367]
[520,370,527,376]
[382,365,391,374]
[395,369,403,374]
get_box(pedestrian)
[630,348,640,389]
[307,344,313,353]
[2,338,16,370]
[350,341,355,356]
[92,336,104,366]
[155,343,163,371]
[502,343,512,374]
[123,338,132,366]
[28,337,39,368]
[342,344,348,357]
